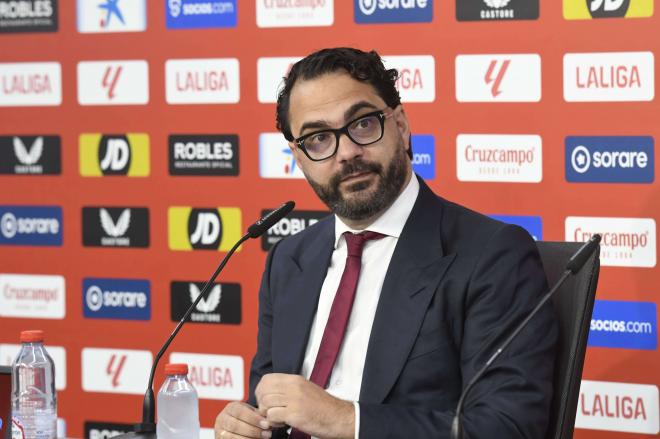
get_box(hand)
[214,401,273,439]
[255,373,355,439]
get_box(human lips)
[340,171,373,184]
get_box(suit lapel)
[272,217,335,375]
[360,179,456,403]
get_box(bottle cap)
[20,330,44,343]
[164,363,188,376]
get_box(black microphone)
[115,201,295,438]
[450,234,601,439]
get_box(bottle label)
[11,418,25,439]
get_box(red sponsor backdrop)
[0,1,658,438]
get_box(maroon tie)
[289,231,384,439]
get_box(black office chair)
[536,241,600,439]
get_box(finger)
[215,427,270,439]
[265,406,289,425]
[222,414,271,439]
[258,393,287,413]
[226,402,271,429]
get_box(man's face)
[287,71,412,221]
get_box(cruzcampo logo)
[79,133,150,176]
[168,207,242,251]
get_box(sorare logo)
[0,135,61,175]
[83,278,151,321]
[0,206,62,246]
[0,0,58,33]
[457,0,539,21]
[171,281,241,324]
[411,134,435,180]
[80,133,150,177]
[169,135,239,176]
[168,207,242,251]
[489,215,542,240]
[355,0,433,23]
[566,136,654,183]
[166,0,237,29]
[564,0,654,19]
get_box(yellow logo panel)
[168,207,242,252]
[80,133,150,176]
[564,0,653,19]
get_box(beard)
[306,144,409,221]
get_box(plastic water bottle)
[11,330,57,439]
[157,363,200,439]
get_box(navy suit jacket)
[248,177,557,438]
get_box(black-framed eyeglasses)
[294,109,394,162]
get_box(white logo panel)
[383,55,435,103]
[82,348,152,394]
[564,52,654,102]
[259,133,305,179]
[455,54,541,102]
[565,217,656,267]
[257,57,302,103]
[169,352,243,401]
[0,62,62,107]
[0,344,67,391]
[0,274,65,319]
[77,0,147,33]
[257,0,334,27]
[456,134,542,183]
[166,58,240,104]
[77,60,149,105]
[576,380,659,434]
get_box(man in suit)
[215,48,557,439]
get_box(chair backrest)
[536,241,600,439]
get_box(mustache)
[331,159,383,185]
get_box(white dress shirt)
[299,175,420,439]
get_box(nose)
[334,132,363,163]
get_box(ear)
[288,141,305,164]
[393,105,411,151]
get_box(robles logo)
[168,206,241,251]
[566,136,653,183]
[565,216,656,267]
[261,209,329,250]
[355,0,432,23]
[80,133,150,177]
[168,134,238,176]
[83,278,150,321]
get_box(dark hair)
[276,47,402,142]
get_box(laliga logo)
[100,137,130,172]
[86,286,104,312]
[359,0,378,15]
[484,0,511,7]
[169,0,182,17]
[1,213,17,238]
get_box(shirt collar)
[333,174,420,248]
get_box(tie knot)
[343,231,385,257]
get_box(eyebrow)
[297,101,381,136]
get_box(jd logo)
[188,209,222,249]
[99,135,131,174]
[588,0,630,16]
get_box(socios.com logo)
[354,0,433,23]
[411,134,435,180]
[0,206,62,246]
[566,136,654,183]
[168,206,242,251]
[588,300,657,350]
[166,0,237,29]
[83,278,151,321]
